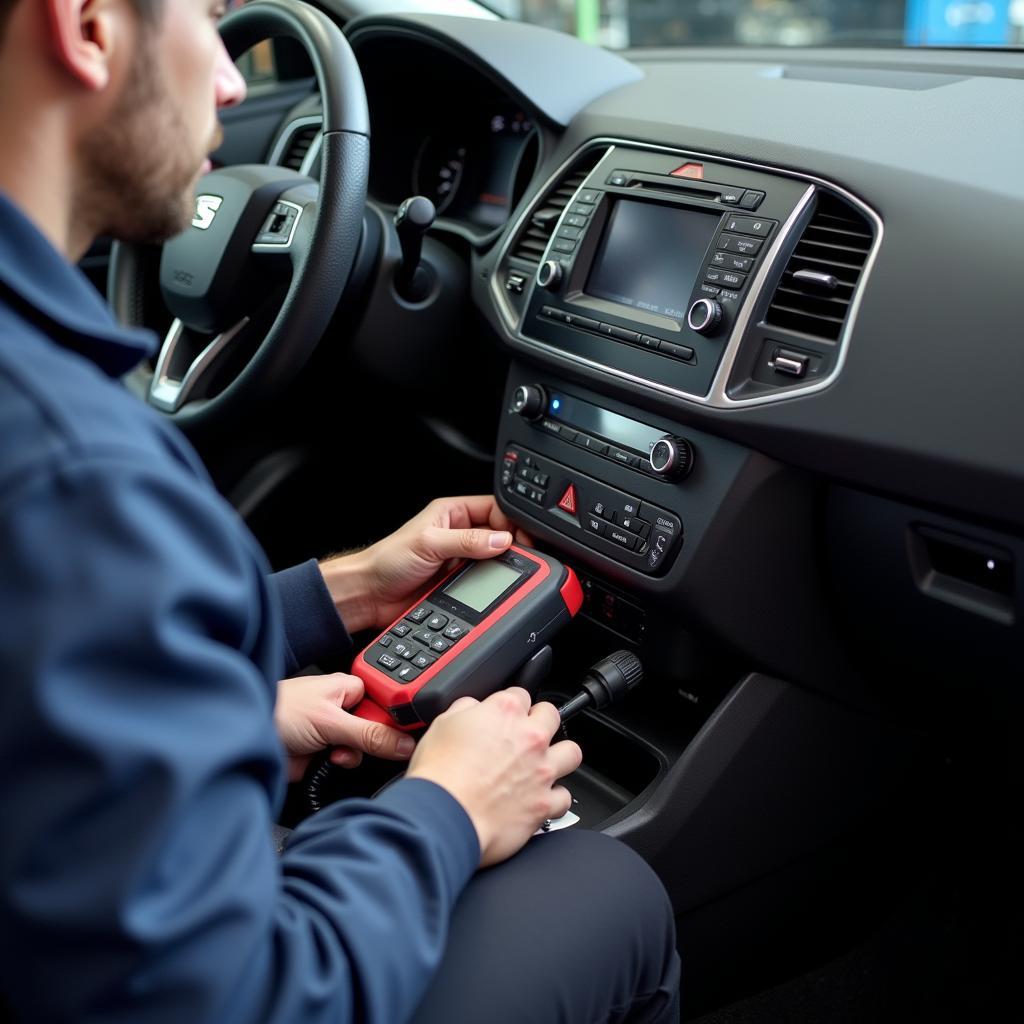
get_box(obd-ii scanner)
[352,546,583,730]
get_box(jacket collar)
[0,191,156,377]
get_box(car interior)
[92,0,1024,1019]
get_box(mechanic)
[0,2,680,1022]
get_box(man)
[0,1,681,1021]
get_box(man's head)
[0,1,246,252]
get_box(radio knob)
[649,435,695,481]
[536,260,563,292]
[512,384,547,421]
[687,298,723,336]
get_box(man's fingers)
[527,699,561,736]
[419,525,512,562]
[548,739,584,780]
[329,746,364,769]
[546,785,574,821]
[330,673,365,709]
[323,707,417,760]
[485,686,533,714]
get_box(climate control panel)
[500,444,683,575]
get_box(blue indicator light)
[551,399,561,412]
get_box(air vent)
[279,121,321,172]
[765,192,873,341]
[510,149,604,266]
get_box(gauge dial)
[413,137,467,216]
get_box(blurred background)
[485,0,1024,49]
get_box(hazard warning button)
[557,484,578,515]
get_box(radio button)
[569,313,600,331]
[739,190,765,210]
[551,238,576,254]
[724,216,774,237]
[699,285,721,298]
[429,637,454,654]
[425,613,449,631]
[395,664,421,684]
[621,515,650,539]
[557,225,583,240]
[377,653,402,672]
[392,641,418,660]
[720,189,743,204]
[378,634,393,648]
[569,202,595,216]
[640,505,681,536]
[443,622,469,641]
[718,233,763,256]
[704,267,726,285]
[540,419,562,436]
[712,251,754,273]
[639,334,662,350]
[609,447,634,467]
[577,190,600,203]
[599,323,641,344]
[660,341,696,361]
[406,605,431,624]
[608,528,639,552]
[390,622,412,638]
[606,172,628,187]
[720,271,747,289]
[412,629,436,646]
[411,651,436,670]
[719,289,741,303]
[563,213,587,228]
[585,515,606,536]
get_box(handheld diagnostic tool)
[352,546,582,729]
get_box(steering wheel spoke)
[149,316,251,413]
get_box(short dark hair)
[0,0,163,44]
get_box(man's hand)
[320,496,532,634]
[274,674,416,782]
[406,688,583,868]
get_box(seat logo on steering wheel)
[192,195,224,231]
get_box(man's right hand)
[405,688,583,868]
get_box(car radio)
[515,148,809,399]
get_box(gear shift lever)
[394,195,436,301]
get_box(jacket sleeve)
[268,559,354,674]
[0,449,479,1024]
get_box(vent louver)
[510,150,604,266]
[765,193,873,342]
[280,122,321,172]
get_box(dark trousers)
[410,829,681,1024]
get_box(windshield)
[484,1,1024,49]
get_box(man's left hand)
[320,496,531,634]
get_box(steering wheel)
[108,0,369,435]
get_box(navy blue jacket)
[0,194,479,1022]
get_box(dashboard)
[266,7,1024,717]
[252,7,1024,1005]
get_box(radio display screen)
[584,200,721,320]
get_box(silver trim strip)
[149,317,250,413]
[490,137,884,410]
[267,115,323,176]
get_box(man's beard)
[76,38,220,245]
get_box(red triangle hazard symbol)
[670,162,704,179]
[557,484,578,515]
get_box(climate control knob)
[687,298,723,336]
[512,384,547,421]
[536,260,563,291]
[649,435,695,481]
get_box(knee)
[535,829,677,948]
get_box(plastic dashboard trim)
[490,137,885,410]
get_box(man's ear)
[44,0,128,92]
